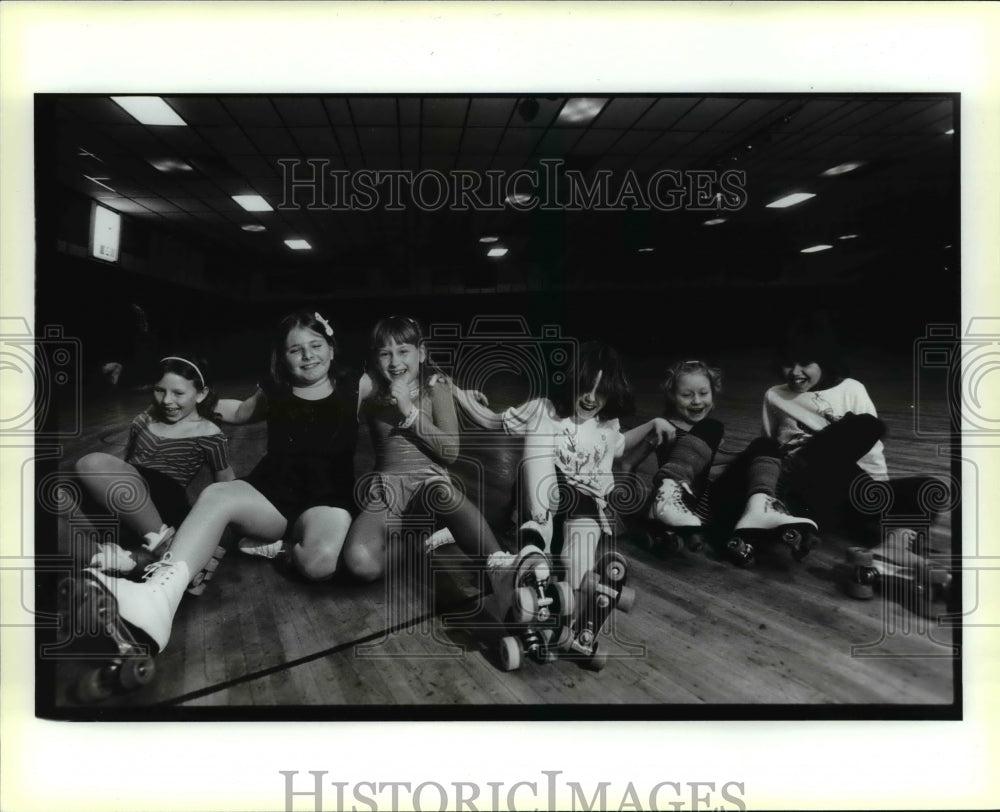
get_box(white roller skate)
[88,524,176,578]
[57,555,191,701]
[645,478,705,555]
[487,545,575,672]
[727,493,820,567]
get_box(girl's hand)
[469,390,489,407]
[650,417,676,446]
[389,379,412,417]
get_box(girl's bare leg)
[561,517,602,589]
[74,453,163,535]
[289,507,352,580]
[169,480,286,575]
[341,508,390,582]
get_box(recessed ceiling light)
[284,239,312,250]
[241,224,266,233]
[945,129,955,135]
[820,161,864,177]
[479,236,499,243]
[766,192,816,209]
[77,147,102,161]
[504,193,533,206]
[487,247,508,258]
[148,158,194,173]
[637,247,655,253]
[838,233,859,240]
[111,96,187,126]
[801,244,833,253]
[703,218,727,226]
[557,98,607,124]
[232,194,273,212]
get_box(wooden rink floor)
[43,347,959,715]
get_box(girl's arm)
[216,388,266,425]
[416,381,463,464]
[357,373,373,418]
[214,466,236,482]
[440,378,506,431]
[621,417,676,455]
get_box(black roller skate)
[557,552,636,671]
[489,546,575,672]
[843,530,952,616]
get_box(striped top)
[124,412,230,487]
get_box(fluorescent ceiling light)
[111,96,187,126]
[820,161,863,177]
[149,158,193,173]
[801,244,833,253]
[84,175,116,193]
[637,247,655,253]
[703,218,727,226]
[479,236,499,243]
[241,224,266,232]
[766,192,815,209]
[232,194,273,212]
[284,239,312,250]
[487,247,508,258]
[557,98,607,124]
[945,129,955,135]
[838,233,859,240]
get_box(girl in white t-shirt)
[448,342,671,609]
[763,318,940,556]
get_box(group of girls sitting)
[72,308,943,660]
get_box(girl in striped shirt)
[76,355,234,575]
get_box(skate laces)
[142,552,179,581]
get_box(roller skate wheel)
[846,547,874,567]
[781,528,802,546]
[595,593,611,611]
[512,586,540,625]
[577,627,595,648]
[202,557,221,576]
[584,647,608,672]
[118,656,156,690]
[643,530,660,552]
[663,531,683,555]
[552,625,574,649]
[76,667,114,703]
[580,570,601,594]
[846,579,875,600]
[213,545,227,560]
[553,581,575,618]
[616,585,637,614]
[499,636,523,672]
[603,555,627,584]
[186,581,208,597]
[686,532,704,552]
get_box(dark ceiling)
[40,93,957,294]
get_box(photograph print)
[32,92,961,719]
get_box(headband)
[160,356,204,388]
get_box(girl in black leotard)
[80,310,359,656]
